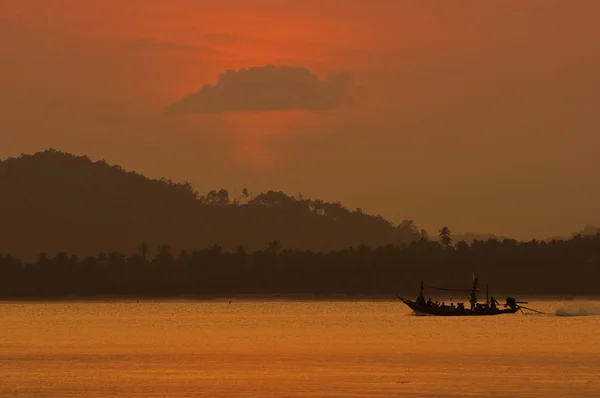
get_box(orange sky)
[2,1,600,239]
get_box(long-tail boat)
[397,275,540,316]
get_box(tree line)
[1,230,599,298]
[0,150,423,260]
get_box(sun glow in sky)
[2,1,600,239]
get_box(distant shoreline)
[0,293,597,303]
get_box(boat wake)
[554,302,600,317]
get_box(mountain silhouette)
[0,150,422,260]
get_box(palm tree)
[439,226,452,248]
[157,244,173,258]
[97,252,108,265]
[211,243,223,255]
[242,188,249,204]
[268,240,281,253]
[138,241,150,260]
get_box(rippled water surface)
[2,299,600,397]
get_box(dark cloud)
[167,65,353,114]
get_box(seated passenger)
[427,298,433,306]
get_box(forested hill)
[0,150,423,260]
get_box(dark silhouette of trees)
[206,190,218,205]
[578,225,599,237]
[217,189,230,206]
[1,233,599,298]
[2,150,597,299]
[0,150,423,261]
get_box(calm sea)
[1,299,600,397]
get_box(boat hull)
[401,299,519,316]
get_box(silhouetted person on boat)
[427,298,433,307]
[490,296,498,310]
[457,302,465,311]
[505,297,517,310]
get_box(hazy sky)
[2,1,599,239]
